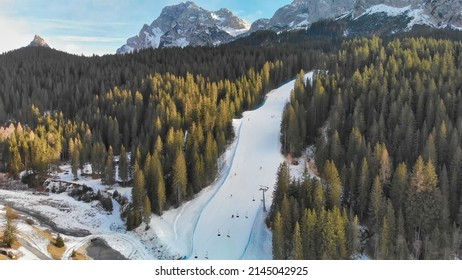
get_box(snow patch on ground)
[406,8,436,30]
[174,38,189,48]
[149,27,164,48]
[358,4,436,31]
[220,26,250,37]
[362,4,411,18]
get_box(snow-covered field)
[0,72,315,260]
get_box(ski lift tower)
[259,185,269,212]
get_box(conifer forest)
[2,26,462,259]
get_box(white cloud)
[0,13,124,56]
[58,35,126,43]
[0,15,34,53]
[46,36,119,56]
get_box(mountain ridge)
[117,0,462,54]
[117,1,249,54]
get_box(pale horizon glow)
[0,0,291,56]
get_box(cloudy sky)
[0,0,291,56]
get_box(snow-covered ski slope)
[152,72,314,260]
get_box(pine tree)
[272,211,285,260]
[369,176,384,232]
[119,145,129,186]
[379,216,390,259]
[91,142,107,175]
[346,212,360,258]
[390,163,409,212]
[130,162,145,230]
[378,145,392,186]
[357,157,370,219]
[313,181,325,212]
[292,222,304,260]
[333,207,347,259]
[304,209,317,259]
[323,160,342,209]
[154,157,167,215]
[396,209,409,259]
[104,146,115,185]
[70,139,80,180]
[204,133,218,184]
[7,137,23,179]
[271,162,291,218]
[322,210,336,259]
[55,234,65,248]
[172,149,187,205]
[3,205,18,247]
[281,194,293,257]
[407,157,441,253]
[143,196,152,225]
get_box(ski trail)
[155,72,315,260]
[188,75,311,260]
[184,116,246,259]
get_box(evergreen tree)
[323,160,342,209]
[104,146,115,185]
[390,163,409,212]
[70,139,80,180]
[3,205,18,247]
[396,209,409,260]
[369,176,384,232]
[132,162,145,212]
[119,145,129,186]
[357,157,370,219]
[346,213,360,258]
[303,209,317,259]
[172,149,187,205]
[204,133,218,184]
[272,211,285,260]
[143,196,152,225]
[7,137,23,179]
[292,222,304,260]
[313,181,326,212]
[54,234,65,248]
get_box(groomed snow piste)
[151,72,314,260]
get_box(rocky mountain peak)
[117,1,249,54]
[28,35,50,48]
[248,0,462,35]
[249,0,355,33]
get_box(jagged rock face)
[117,1,249,54]
[28,35,50,48]
[249,0,462,35]
[249,0,355,32]
[248,19,271,34]
[119,0,462,53]
[354,0,462,28]
[423,0,462,28]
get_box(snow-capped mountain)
[248,0,462,35]
[248,0,355,33]
[118,0,462,53]
[27,35,50,48]
[117,1,249,54]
